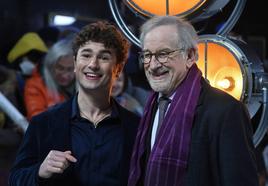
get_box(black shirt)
[70,97,123,186]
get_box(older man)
[128,16,259,186]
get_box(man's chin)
[150,84,168,93]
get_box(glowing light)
[216,76,235,91]
[124,0,207,17]
[197,41,243,100]
[217,78,231,89]
[53,15,76,26]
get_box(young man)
[9,21,140,186]
[128,16,259,186]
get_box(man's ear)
[115,63,124,78]
[73,56,77,72]
[186,48,198,68]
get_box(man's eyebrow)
[142,48,172,52]
[80,48,92,53]
[141,49,150,53]
[99,49,112,55]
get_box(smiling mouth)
[151,71,168,79]
[84,72,102,79]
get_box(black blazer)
[9,97,139,186]
[184,79,259,186]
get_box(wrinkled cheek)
[145,70,151,80]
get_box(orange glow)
[197,42,243,100]
[125,0,207,17]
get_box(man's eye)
[157,51,169,58]
[98,55,111,61]
[81,53,91,58]
[143,53,151,59]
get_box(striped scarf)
[128,64,202,186]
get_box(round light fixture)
[197,36,245,101]
[197,35,268,146]
[109,0,246,47]
[124,0,230,22]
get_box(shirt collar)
[71,93,120,121]
[158,92,175,102]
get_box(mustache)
[148,68,168,75]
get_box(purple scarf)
[128,64,202,186]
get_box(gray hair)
[42,38,73,100]
[139,16,198,51]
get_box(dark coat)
[183,80,259,186]
[9,97,139,186]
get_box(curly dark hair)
[72,21,130,64]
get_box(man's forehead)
[79,41,114,53]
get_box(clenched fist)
[38,150,77,178]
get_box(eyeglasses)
[139,48,184,64]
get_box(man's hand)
[38,150,77,179]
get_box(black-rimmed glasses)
[139,48,184,64]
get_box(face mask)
[19,57,36,75]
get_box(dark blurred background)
[0,0,266,69]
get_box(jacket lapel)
[49,100,73,151]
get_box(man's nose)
[149,55,162,69]
[87,56,99,70]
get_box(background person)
[111,70,144,116]
[24,38,75,119]
[6,32,48,115]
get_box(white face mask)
[19,57,36,75]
